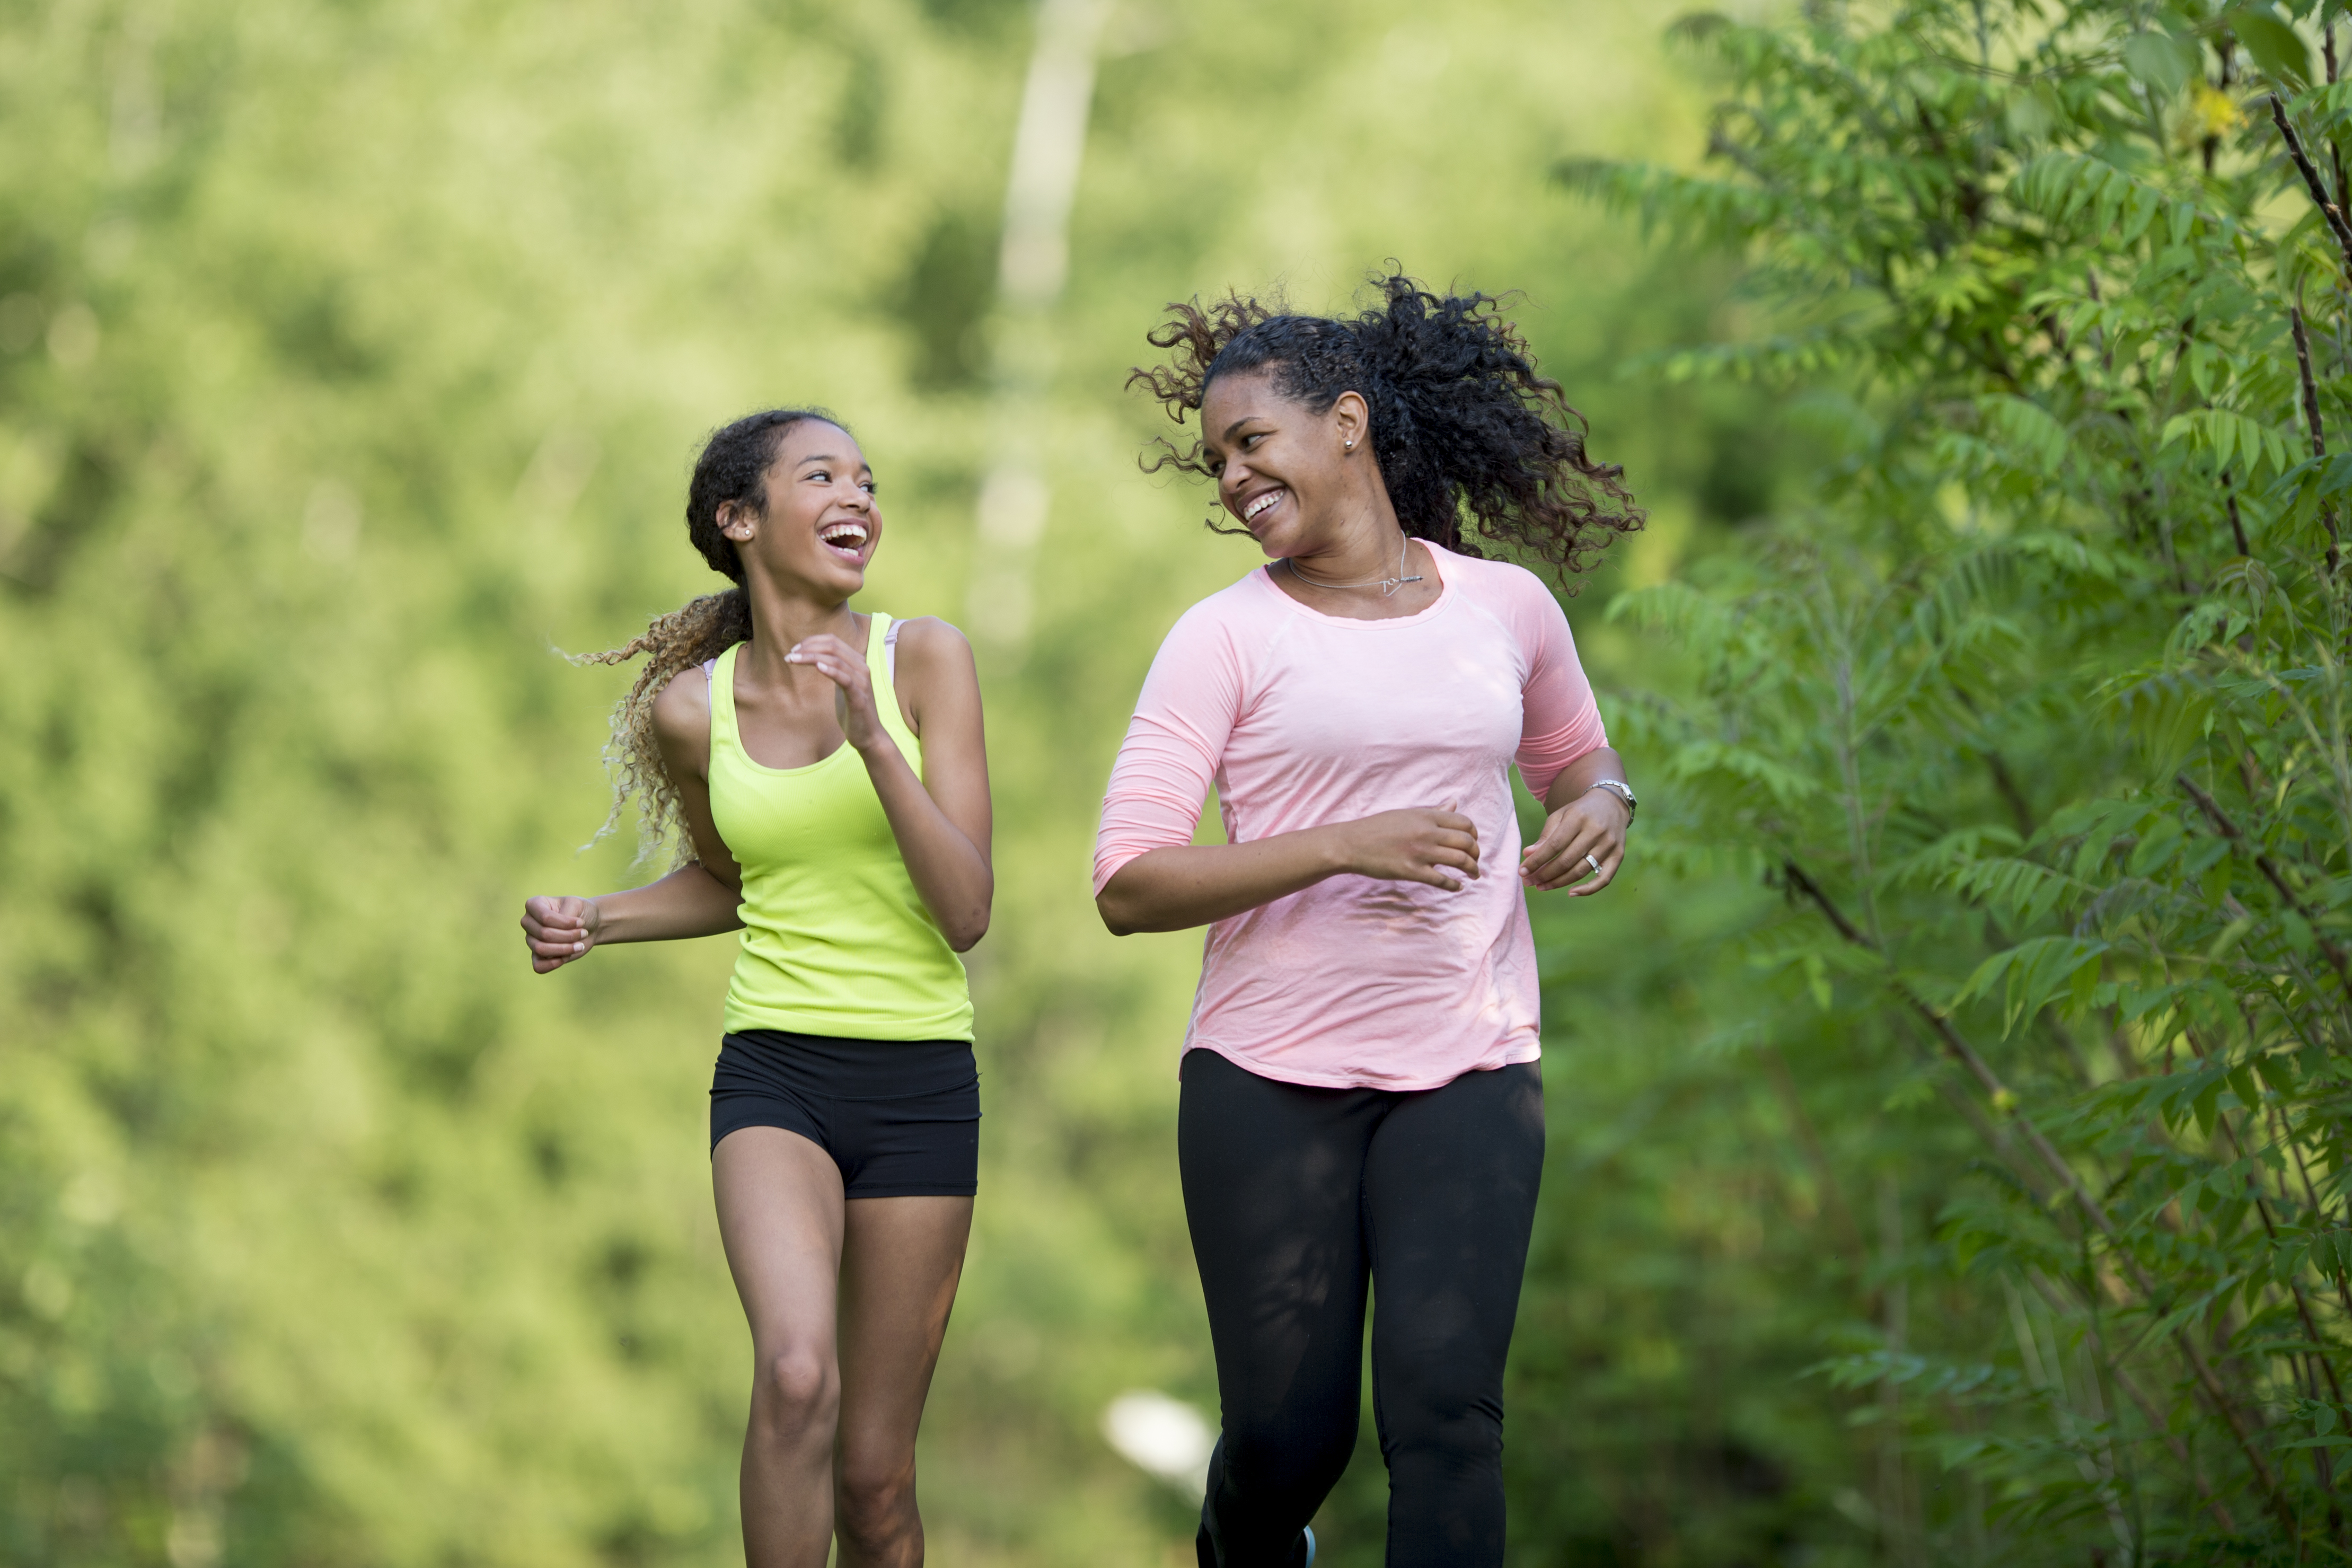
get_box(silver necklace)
[1285,535,1424,596]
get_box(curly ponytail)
[1127,272,1643,588]
[576,406,842,862]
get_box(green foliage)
[1570,0,2352,1558]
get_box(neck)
[1286,491,1410,583]
[739,572,857,680]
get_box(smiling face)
[718,420,880,599]
[1199,369,1374,561]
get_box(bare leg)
[833,1195,974,1567]
[715,1127,849,1568]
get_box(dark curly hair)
[576,406,844,861]
[1127,272,1642,588]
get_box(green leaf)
[2213,410,2242,470]
[1882,1073,1939,1113]
[2070,956,2102,1016]
[1957,937,2110,1036]
[2129,816,2186,875]
[2284,911,2317,954]
[2005,81,2065,139]
[2125,30,2201,96]
[2231,6,2313,88]
[2160,410,2296,479]
[1979,394,2068,474]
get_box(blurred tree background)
[27,0,2349,1562]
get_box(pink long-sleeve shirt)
[1092,541,1609,1090]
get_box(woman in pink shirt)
[1096,276,1642,1567]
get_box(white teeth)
[1245,489,1284,521]
[820,524,868,548]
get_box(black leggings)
[1178,1050,1545,1568]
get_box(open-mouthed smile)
[1240,487,1288,528]
[817,520,870,560]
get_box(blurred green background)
[0,1,1853,1562]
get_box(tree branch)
[2177,772,2352,998]
[2271,95,2352,275]
[2293,298,2342,572]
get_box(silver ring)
[1585,853,1601,876]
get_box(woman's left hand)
[1521,788,1629,896]
[786,632,891,753]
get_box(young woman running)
[519,409,991,1568]
[1097,278,1642,1567]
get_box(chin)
[796,569,863,602]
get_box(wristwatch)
[1584,778,1637,824]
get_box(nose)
[1218,464,1249,511]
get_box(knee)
[835,1453,916,1548]
[1377,1359,1503,1461]
[752,1346,839,1443]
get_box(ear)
[1331,390,1370,453]
[718,498,758,543]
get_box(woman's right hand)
[522,894,602,973]
[1331,807,1482,891]
[1097,807,1483,936]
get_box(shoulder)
[1445,548,1571,631]
[886,616,981,731]
[888,614,973,668]
[1442,546,1555,606]
[651,660,715,749]
[887,614,978,691]
[1158,569,1275,651]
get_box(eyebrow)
[795,453,872,474]
[1216,416,1263,443]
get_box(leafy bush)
[1571,0,2352,1558]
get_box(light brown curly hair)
[1127,272,1643,589]
[576,407,840,864]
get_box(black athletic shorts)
[709,1029,979,1198]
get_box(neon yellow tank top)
[707,614,974,1042]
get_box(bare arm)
[519,666,747,974]
[1094,808,1482,936]
[1518,745,1632,895]
[521,862,744,973]
[786,619,993,951]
